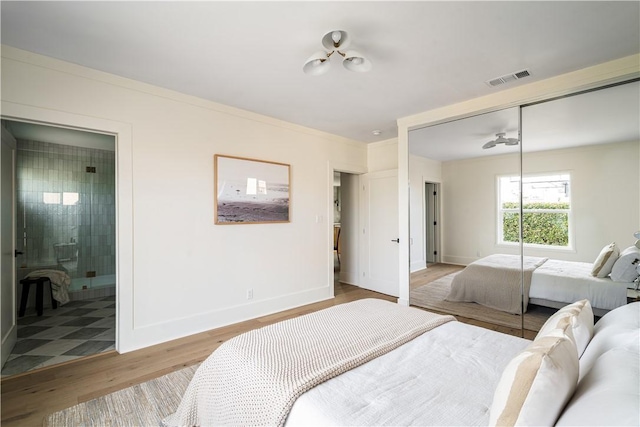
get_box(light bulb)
[351,57,363,65]
[312,59,322,67]
[332,31,341,44]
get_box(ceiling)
[1,2,639,144]
[409,80,640,161]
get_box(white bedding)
[285,321,530,426]
[530,259,628,311]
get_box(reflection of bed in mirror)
[408,80,640,325]
[446,253,632,316]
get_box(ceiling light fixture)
[372,130,382,136]
[303,30,372,76]
[482,132,519,149]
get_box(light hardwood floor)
[1,282,394,426]
[2,270,531,425]
[410,263,464,290]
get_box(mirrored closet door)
[521,80,640,327]
[408,79,640,338]
[408,107,525,335]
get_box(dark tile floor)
[2,296,115,377]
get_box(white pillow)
[489,328,579,426]
[578,302,640,380]
[535,299,594,357]
[556,348,640,426]
[591,242,619,278]
[610,246,640,282]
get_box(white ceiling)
[1,2,639,143]
[409,80,640,161]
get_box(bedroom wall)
[368,139,398,173]
[1,46,368,352]
[441,152,519,265]
[409,154,442,272]
[441,141,640,265]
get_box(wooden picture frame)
[214,154,290,224]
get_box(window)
[498,173,571,248]
[42,192,79,206]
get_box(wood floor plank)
[0,283,394,427]
[1,273,524,426]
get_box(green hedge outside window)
[502,202,569,246]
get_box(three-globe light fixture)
[303,30,372,76]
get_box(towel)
[25,269,71,305]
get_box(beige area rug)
[410,272,551,331]
[44,364,199,427]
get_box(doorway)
[332,171,362,291]
[1,120,117,377]
[425,182,441,264]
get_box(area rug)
[43,364,199,426]
[410,272,551,331]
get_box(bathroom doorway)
[1,120,117,377]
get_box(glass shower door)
[16,138,116,294]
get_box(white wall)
[409,154,442,272]
[0,46,368,352]
[441,141,639,265]
[522,141,639,261]
[368,139,398,173]
[441,152,520,265]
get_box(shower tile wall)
[16,140,115,281]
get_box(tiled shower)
[16,139,116,301]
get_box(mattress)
[285,321,530,426]
[530,259,628,311]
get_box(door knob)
[15,250,24,257]
[391,238,400,243]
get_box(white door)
[1,127,17,368]
[360,170,399,297]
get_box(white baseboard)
[339,270,359,285]
[442,255,473,266]
[119,285,332,353]
[410,260,427,273]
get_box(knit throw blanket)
[163,299,455,427]
[446,254,548,314]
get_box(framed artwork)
[214,154,290,224]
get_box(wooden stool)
[19,277,57,317]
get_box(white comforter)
[530,260,628,310]
[286,321,530,426]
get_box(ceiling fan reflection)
[482,133,519,149]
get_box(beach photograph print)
[214,155,290,224]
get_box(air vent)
[486,69,531,87]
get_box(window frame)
[497,172,574,251]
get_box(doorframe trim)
[1,101,133,353]
[327,162,366,297]
[1,126,18,369]
[424,181,441,265]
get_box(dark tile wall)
[16,139,115,279]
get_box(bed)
[164,298,639,426]
[530,259,630,315]
[446,253,631,316]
